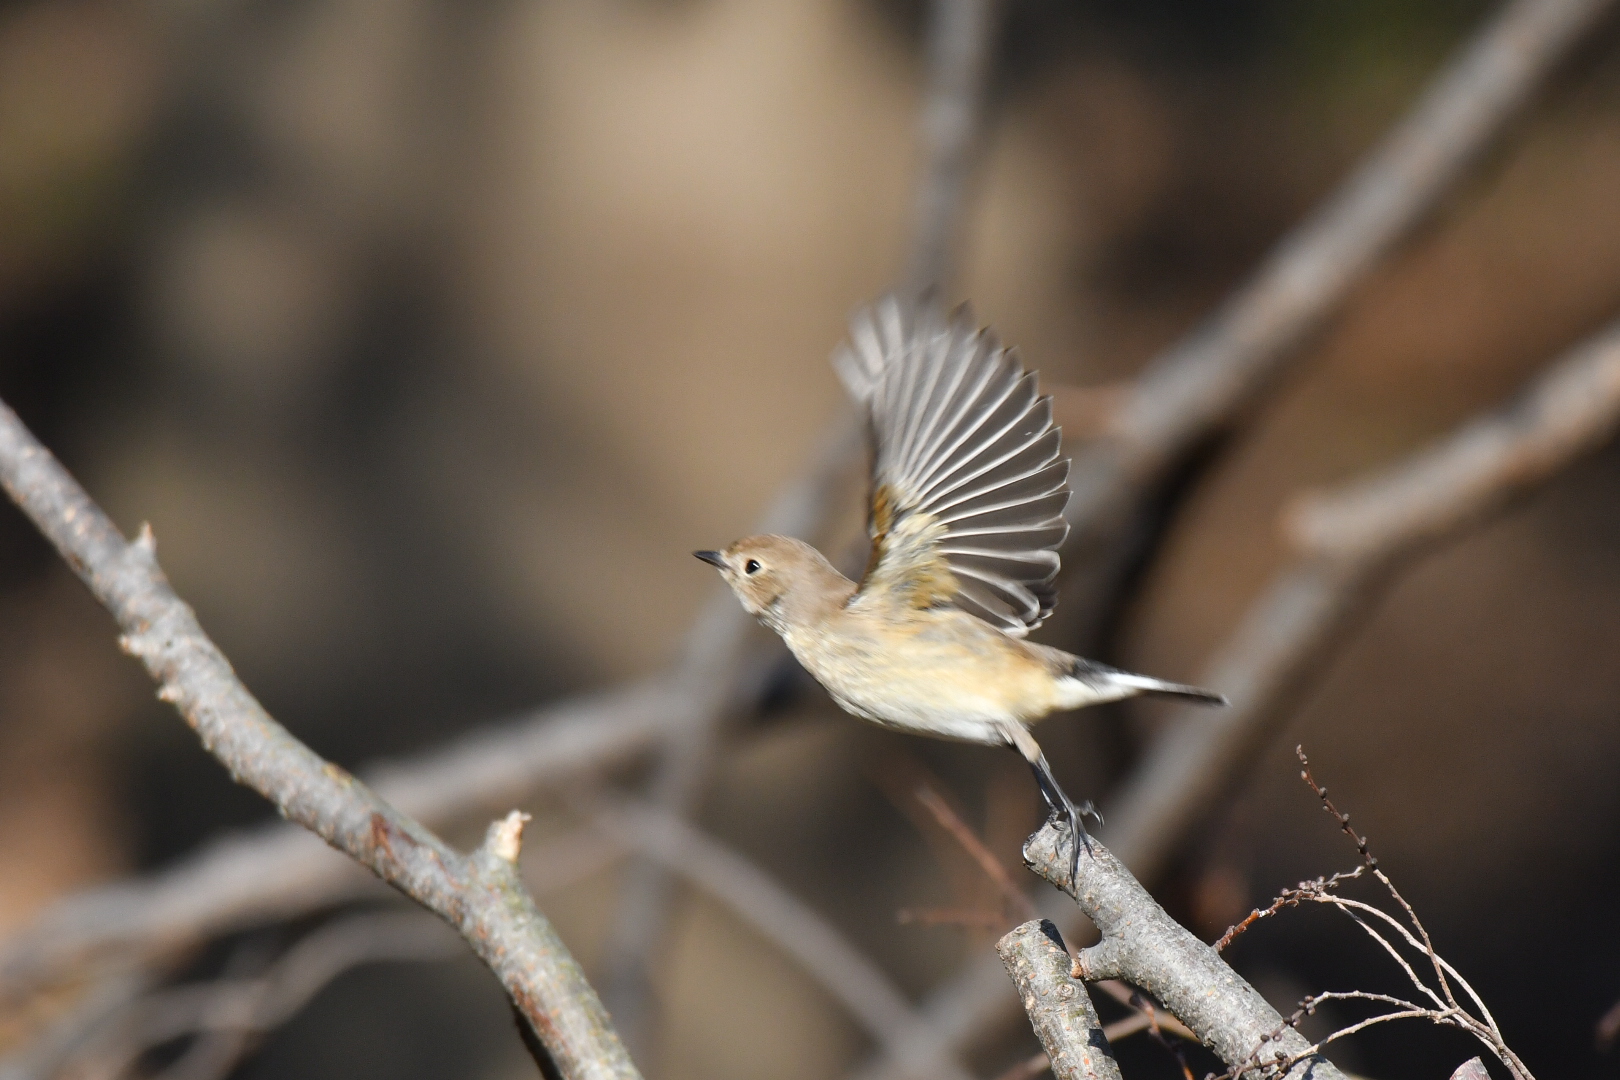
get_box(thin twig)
[1213,752,1533,1080]
[0,399,640,1080]
[66,912,462,1080]
[911,780,1039,923]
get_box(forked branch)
[0,399,640,1080]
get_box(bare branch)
[0,399,640,1080]
[1107,313,1620,886]
[905,0,1000,296]
[1021,825,1347,1080]
[0,680,672,1001]
[0,416,859,1003]
[998,921,1122,1080]
[1061,0,1617,597]
[64,912,461,1080]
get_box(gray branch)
[1023,825,1346,1080]
[905,0,1000,296]
[1105,312,1620,886]
[603,0,1003,1040]
[1059,0,1615,624]
[0,399,641,1080]
[997,921,1122,1080]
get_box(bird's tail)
[1055,657,1227,709]
[1104,672,1227,706]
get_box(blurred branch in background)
[905,0,1001,297]
[599,0,1003,1053]
[591,799,974,1080]
[41,913,461,1080]
[1057,0,1618,638]
[0,401,641,1079]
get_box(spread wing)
[832,296,1069,636]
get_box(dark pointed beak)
[693,550,725,569]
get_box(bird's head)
[693,535,852,632]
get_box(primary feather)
[833,297,1070,636]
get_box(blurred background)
[3,0,1620,1078]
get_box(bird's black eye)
[745,559,761,575]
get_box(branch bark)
[997,921,1121,1080]
[0,399,641,1080]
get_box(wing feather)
[833,295,1071,636]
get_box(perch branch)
[0,398,640,1080]
[1022,824,1347,1080]
[997,920,1121,1080]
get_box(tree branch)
[0,398,641,1080]
[603,0,1004,1039]
[1022,825,1347,1080]
[1105,311,1620,885]
[1059,0,1616,624]
[905,0,1000,297]
[997,920,1122,1080]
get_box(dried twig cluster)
[1211,748,1533,1080]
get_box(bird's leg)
[1003,724,1093,889]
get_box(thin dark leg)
[1002,725,1098,888]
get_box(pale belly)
[780,615,1058,746]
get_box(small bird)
[696,296,1224,879]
